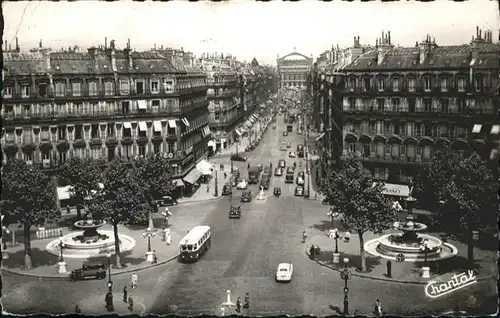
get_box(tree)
[426,150,496,262]
[58,157,102,220]
[87,158,151,268]
[320,155,396,272]
[1,160,60,269]
[134,153,176,212]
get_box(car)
[278,159,286,168]
[273,186,282,196]
[286,142,292,148]
[231,154,247,162]
[229,175,239,187]
[274,167,283,176]
[298,172,305,179]
[229,205,242,219]
[296,177,305,186]
[161,195,177,206]
[241,190,252,202]
[272,125,276,129]
[286,166,295,174]
[280,142,288,151]
[222,184,232,195]
[276,263,293,282]
[289,152,296,158]
[257,164,263,171]
[70,263,106,281]
[283,132,288,136]
[294,186,304,196]
[237,179,248,190]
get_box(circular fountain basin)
[393,221,427,232]
[364,233,458,262]
[46,230,136,259]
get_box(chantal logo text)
[425,270,477,299]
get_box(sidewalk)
[78,291,147,315]
[177,168,229,204]
[305,227,497,285]
[1,208,205,279]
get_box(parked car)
[296,177,305,186]
[278,159,286,168]
[222,184,232,195]
[283,132,288,136]
[276,263,293,282]
[231,154,247,162]
[274,167,283,176]
[286,166,295,174]
[286,142,292,148]
[237,179,248,190]
[241,190,252,202]
[161,195,177,206]
[70,263,106,281]
[273,187,282,196]
[298,172,305,179]
[294,186,304,196]
[289,152,296,158]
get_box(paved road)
[2,114,497,315]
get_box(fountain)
[364,179,458,262]
[46,213,136,259]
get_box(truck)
[260,174,271,190]
[248,167,261,184]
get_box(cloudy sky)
[3,0,499,65]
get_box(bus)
[179,225,211,262]
[260,174,271,190]
[248,167,261,184]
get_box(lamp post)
[214,166,219,197]
[333,230,341,254]
[142,227,156,262]
[420,238,431,278]
[57,236,67,273]
[327,209,339,228]
[106,253,113,292]
[340,257,351,315]
[230,152,234,173]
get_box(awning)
[472,124,482,134]
[373,182,409,197]
[235,129,242,136]
[168,120,177,128]
[138,121,147,131]
[196,159,213,175]
[252,114,258,120]
[490,125,499,135]
[173,178,185,187]
[137,100,147,110]
[315,133,326,142]
[153,121,162,132]
[205,126,211,136]
[183,168,203,184]
[207,140,216,148]
[123,122,132,129]
[57,186,72,201]
[182,117,190,127]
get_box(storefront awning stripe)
[137,100,147,110]
[183,168,203,184]
[153,121,162,132]
[490,125,499,135]
[123,122,132,129]
[315,133,326,142]
[168,120,177,128]
[472,124,482,134]
[138,121,147,131]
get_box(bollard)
[386,260,392,278]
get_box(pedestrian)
[66,206,71,214]
[309,245,315,259]
[207,184,210,193]
[236,297,241,312]
[344,231,351,243]
[244,293,250,309]
[131,272,138,289]
[224,172,227,179]
[166,228,172,245]
[74,304,81,313]
[220,306,226,316]
[152,250,158,264]
[374,299,382,316]
[123,286,128,303]
[128,295,134,311]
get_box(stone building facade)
[277,50,313,89]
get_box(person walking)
[123,286,128,303]
[152,250,158,264]
[74,305,81,313]
[131,272,138,289]
[309,245,315,259]
[344,231,351,243]
[236,297,241,312]
[128,295,134,311]
[374,299,382,316]
[224,172,227,179]
[243,293,250,309]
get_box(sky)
[3,0,499,65]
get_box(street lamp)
[420,238,432,278]
[162,208,172,227]
[106,253,113,292]
[230,152,234,173]
[142,227,156,262]
[327,209,339,228]
[214,166,219,197]
[340,257,351,315]
[333,230,341,254]
[58,236,65,262]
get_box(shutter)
[102,147,106,159]
[85,148,90,158]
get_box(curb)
[1,253,180,281]
[304,249,493,285]
[176,194,223,205]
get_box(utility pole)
[214,168,219,197]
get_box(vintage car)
[237,179,248,190]
[288,152,296,158]
[222,184,232,195]
[160,195,177,206]
[294,186,304,197]
[274,168,283,176]
[273,187,282,196]
[229,205,242,219]
[70,263,106,281]
[276,263,294,282]
[241,190,252,202]
[278,159,286,168]
[231,154,247,162]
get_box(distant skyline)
[4,0,499,65]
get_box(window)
[55,82,65,97]
[440,99,449,113]
[75,125,83,140]
[392,98,400,111]
[138,145,146,156]
[107,124,115,137]
[38,84,47,97]
[424,77,431,91]
[393,121,400,135]
[23,104,31,116]
[377,78,384,91]
[363,144,370,157]
[457,77,466,92]
[423,99,432,112]
[408,98,416,112]
[215,112,220,121]
[408,78,416,92]
[58,151,67,164]
[440,77,447,91]
[4,86,12,98]
[363,78,370,91]
[423,146,431,159]
[42,151,50,161]
[88,81,98,96]
[22,85,30,98]
[474,77,483,92]
[104,81,114,95]
[121,101,130,114]
[75,148,85,159]
[152,100,160,108]
[375,121,383,134]
[153,144,160,154]
[407,145,415,158]
[347,143,355,153]
[374,167,388,180]
[23,151,33,162]
[458,99,466,112]
[391,144,399,157]
[377,99,384,111]
[91,124,99,138]
[349,78,356,91]
[392,79,399,92]
[424,124,432,136]
[163,79,174,93]
[120,80,130,95]
[136,81,144,94]
[58,126,66,140]
[72,82,82,96]
[440,125,448,137]
[406,122,414,136]
[90,148,101,160]
[151,81,159,93]
[123,126,131,138]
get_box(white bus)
[178,225,211,262]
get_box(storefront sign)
[425,270,477,299]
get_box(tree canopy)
[321,155,395,271]
[134,153,176,202]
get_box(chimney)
[39,40,42,48]
[388,31,391,44]
[15,37,19,52]
[88,47,99,69]
[41,48,51,71]
[476,26,479,39]
[382,31,385,44]
[108,40,117,71]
